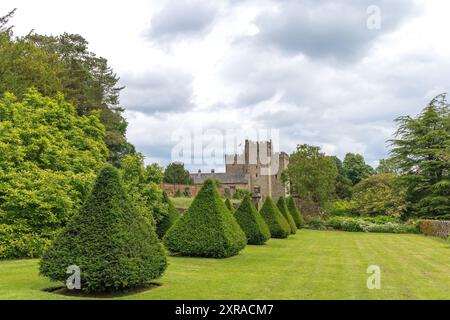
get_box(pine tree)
[390,94,450,217]
[277,197,297,234]
[163,179,247,258]
[286,196,305,228]
[259,197,290,239]
[156,191,180,239]
[234,196,271,245]
[40,165,167,292]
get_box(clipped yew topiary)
[277,197,297,234]
[39,165,167,293]
[259,197,290,239]
[225,198,235,213]
[163,179,247,258]
[156,191,180,239]
[287,196,304,228]
[234,195,271,245]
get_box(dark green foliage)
[259,197,290,239]
[163,179,247,258]
[343,153,375,185]
[40,165,167,292]
[285,144,338,208]
[234,196,270,245]
[156,192,180,239]
[225,198,235,213]
[287,197,304,228]
[163,162,193,185]
[277,197,297,234]
[390,94,450,218]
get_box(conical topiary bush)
[163,179,247,258]
[259,197,290,239]
[156,191,180,239]
[234,195,271,245]
[287,196,304,228]
[277,197,297,234]
[40,165,167,293]
[225,198,235,213]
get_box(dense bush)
[0,224,51,259]
[40,165,167,292]
[234,196,271,245]
[119,153,168,226]
[305,216,327,230]
[259,197,290,239]
[163,179,247,258]
[276,197,297,234]
[419,220,450,239]
[286,197,304,228]
[326,216,418,234]
[225,198,235,213]
[0,90,107,259]
[353,173,408,218]
[326,200,356,217]
[156,192,180,239]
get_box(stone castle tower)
[225,140,289,201]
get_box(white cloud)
[3,0,450,169]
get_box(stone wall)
[419,220,450,239]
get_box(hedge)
[276,197,297,234]
[40,165,167,293]
[326,216,419,234]
[259,197,290,239]
[156,191,180,239]
[419,220,450,239]
[0,224,51,259]
[287,197,304,228]
[234,195,271,245]
[163,179,247,258]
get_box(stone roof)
[191,172,248,185]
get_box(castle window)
[256,173,258,178]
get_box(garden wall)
[419,220,450,239]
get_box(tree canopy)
[285,144,338,208]
[390,94,449,217]
[343,153,375,185]
[163,162,194,185]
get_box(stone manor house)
[163,140,289,206]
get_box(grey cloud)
[252,0,421,61]
[147,0,218,42]
[121,69,194,114]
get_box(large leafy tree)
[0,90,107,255]
[331,156,353,199]
[0,10,134,165]
[353,173,408,218]
[390,94,450,217]
[163,162,193,185]
[343,153,375,185]
[119,153,168,225]
[285,144,338,207]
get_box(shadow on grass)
[42,282,162,298]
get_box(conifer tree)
[234,196,271,245]
[40,165,167,292]
[259,197,290,239]
[163,179,247,258]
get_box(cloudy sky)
[4,0,450,170]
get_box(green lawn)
[0,230,449,300]
[170,197,194,210]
